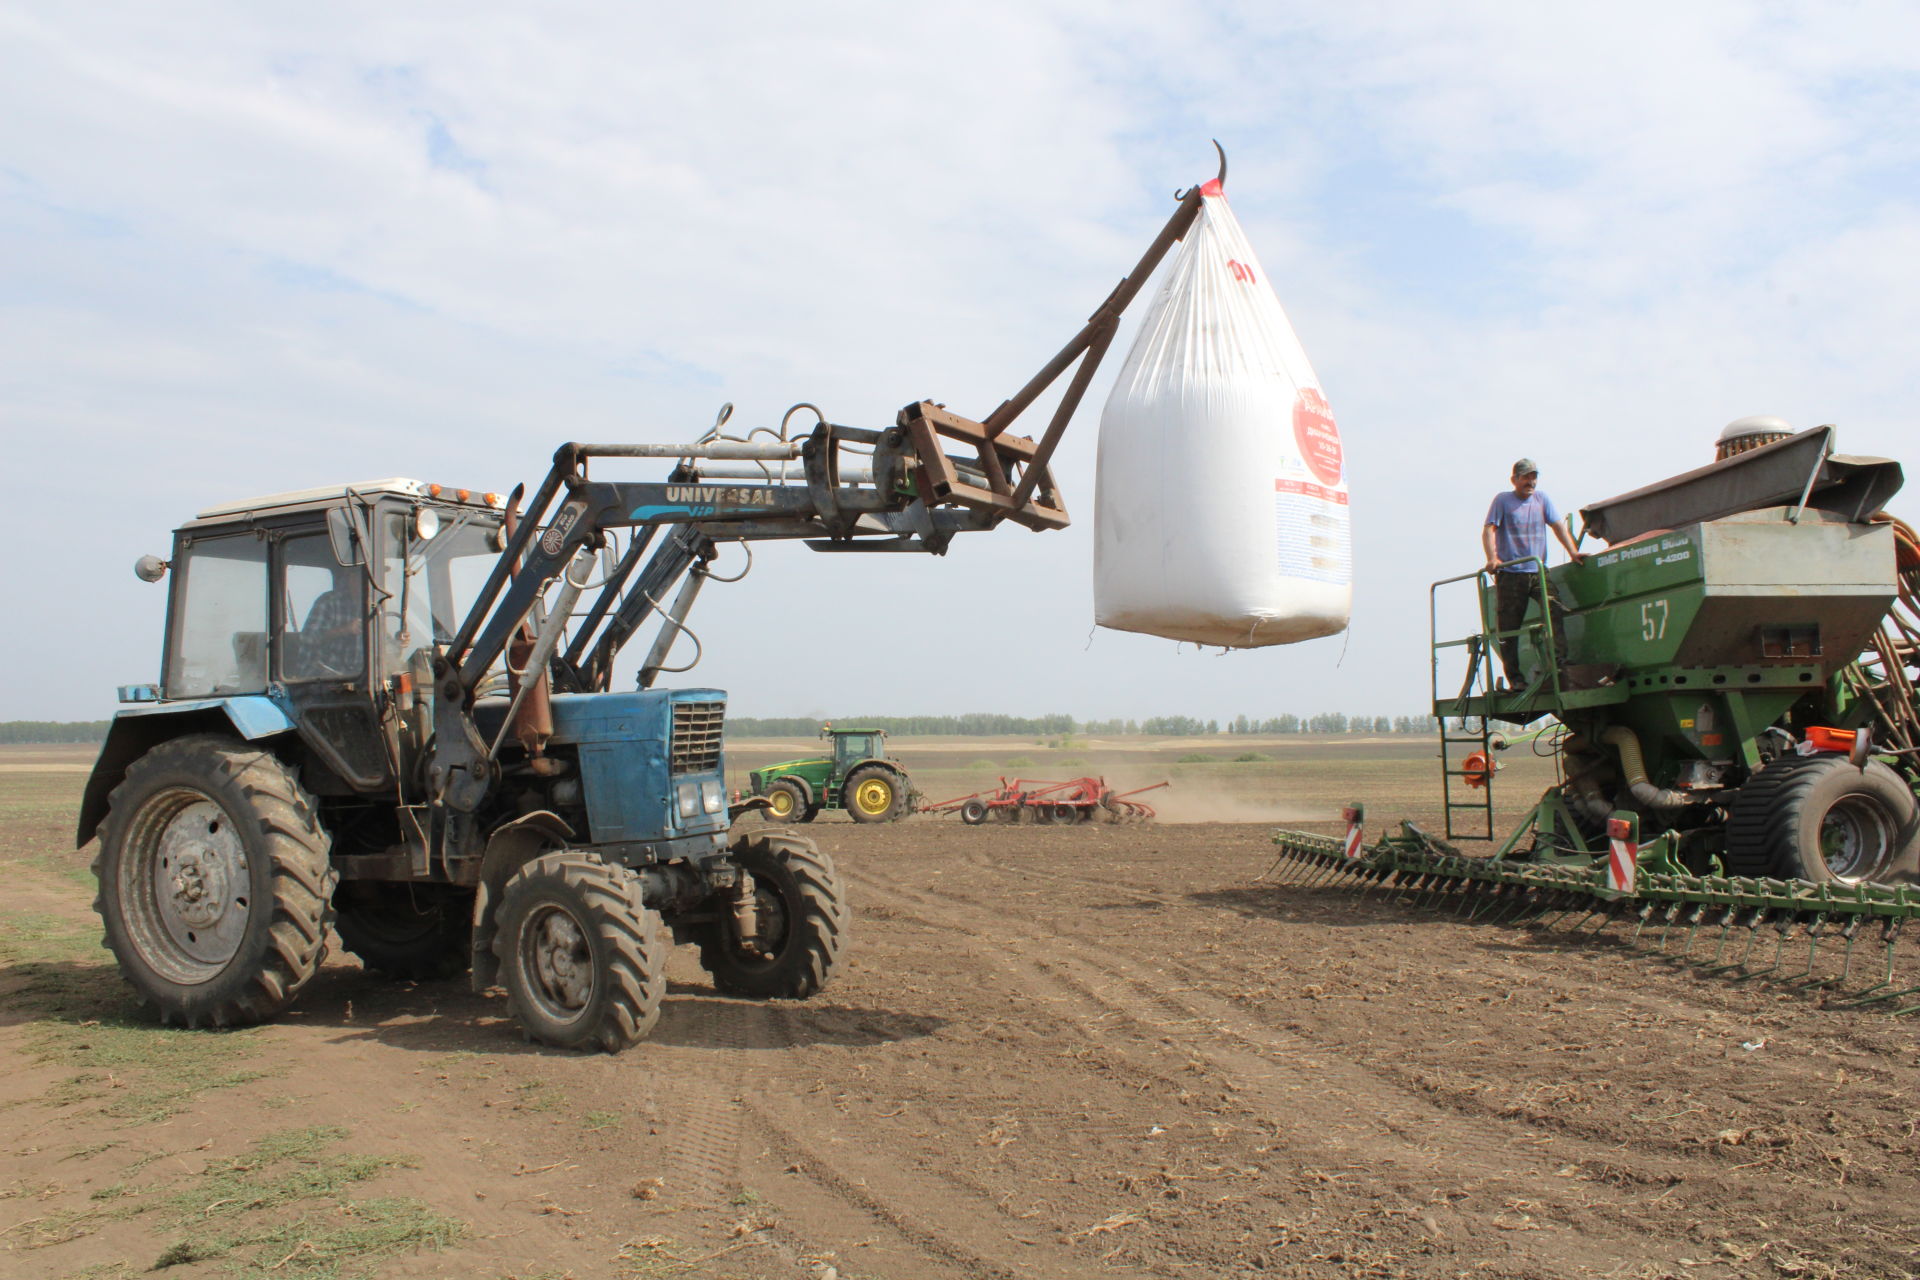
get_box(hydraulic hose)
[1600,725,1694,811]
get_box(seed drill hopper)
[1271,425,1920,1007]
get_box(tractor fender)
[469,810,575,992]
[776,774,816,808]
[75,696,297,849]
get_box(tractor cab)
[83,480,507,838]
[828,727,886,774]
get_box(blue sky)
[3,1,1917,724]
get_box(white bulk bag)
[1093,182,1352,647]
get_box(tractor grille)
[670,700,725,774]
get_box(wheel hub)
[528,907,593,1013]
[149,799,249,966]
[1822,795,1894,882]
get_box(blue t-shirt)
[1485,490,1560,572]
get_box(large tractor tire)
[1724,755,1919,884]
[759,778,810,824]
[92,735,334,1028]
[698,832,847,999]
[493,851,666,1052]
[844,766,905,823]
[334,883,473,981]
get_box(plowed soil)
[4,742,1919,1279]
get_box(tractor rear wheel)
[494,851,665,1052]
[698,832,847,999]
[92,735,334,1028]
[844,766,904,823]
[1724,755,1919,884]
[334,883,473,981]
[761,778,808,823]
[959,798,991,825]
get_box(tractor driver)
[293,566,365,679]
[1482,457,1583,688]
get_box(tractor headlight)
[701,780,725,814]
[676,782,698,818]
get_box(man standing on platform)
[1483,458,1583,687]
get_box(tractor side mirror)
[326,507,366,567]
[133,554,169,583]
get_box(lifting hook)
[1174,140,1228,200]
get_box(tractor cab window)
[379,509,503,671]
[835,733,879,768]
[166,533,269,698]
[280,534,366,682]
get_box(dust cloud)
[1145,781,1326,825]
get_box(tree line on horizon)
[0,712,1445,746]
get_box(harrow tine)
[1839,919,1907,1006]
[1838,916,1863,985]
[1701,908,1761,975]
[1269,850,1308,885]
[1303,856,1347,891]
[1732,913,1793,983]
[1584,900,1627,935]
[1788,914,1828,987]
[1678,904,1708,958]
[1539,890,1587,931]
[1653,900,1682,950]
[1356,866,1396,903]
[1629,901,1656,944]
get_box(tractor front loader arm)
[421,145,1230,818]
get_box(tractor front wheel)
[760,778,808,823]
[698,832,847,999]
[494,851,666,1052]
[334,883,473,981]
[1724,755,1919,884]
[844,766,904,823]
[92,735,334,1028]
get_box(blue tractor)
[76,153,1230,1050]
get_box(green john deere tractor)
[749,727,915,824]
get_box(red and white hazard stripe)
[1606,818,1638,895]
[1342,806,1364,859]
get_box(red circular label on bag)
[1293,388,1343,485]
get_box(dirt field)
[3,739,1919,1279]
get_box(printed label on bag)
[1293,388,1343,485]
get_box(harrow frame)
[922,776,1168,824]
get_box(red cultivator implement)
[921,776,1168,825]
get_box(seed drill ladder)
[1429,564,1567,839]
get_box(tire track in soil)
[656,997,756,1204]
[660,992,1099,1280]
[741,1099,1114,1280]
[709,999,1135,1280]
[968,851,1814,1158]
[841,860,1719,1276]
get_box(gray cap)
[1511,457,1539,476]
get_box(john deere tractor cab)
[79,150,1240,1051]
[749,725,913,823]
